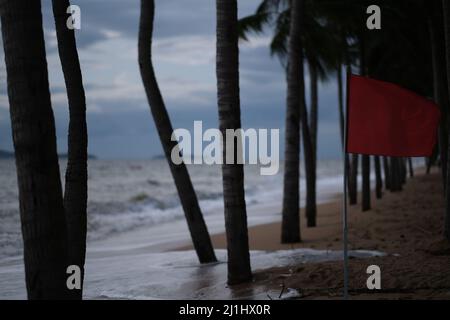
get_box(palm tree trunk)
[428,4,448,187]
[374,156,382,199]
[345,50,358,206]
[362,155,371,211]
[383,156,391,190]
[309,63,318,161]
[337,67,345,147]
[443,0,450,242]
[304,62,317,227]
[390,157,402,192]
[139,0,216,264]
[281,0,304,242]
[408,158,414,177]
[52,0,87,299]
[302,88,316,227]
[349,154,359,204]
[1,0,69,299]
[216,0,252,283]
[337,66,352,198]
[359,39,371,211]
[400,158,407,185]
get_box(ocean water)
[0,158,344,261]
[0,248,385,300]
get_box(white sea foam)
[0,248,385,300]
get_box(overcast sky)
[0,0,341,159]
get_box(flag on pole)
[342,74,440,300]
[346,74,440,157]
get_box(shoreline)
[177,168,450,299]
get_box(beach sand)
[181,168,450,299]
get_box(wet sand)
[181,168,450,299]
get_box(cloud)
[0,0,341,159]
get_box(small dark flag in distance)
[346,75,440,157]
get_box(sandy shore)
[181,168,450,299]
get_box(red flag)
[346,75,440,157]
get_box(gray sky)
[0,0,341,159]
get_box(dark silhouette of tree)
[52,0,88,299]
[374,156,383,199]
[383,157,391,190]
[408,158,414,178]
[0,0,69,299]
[215,0,252,283]
[428,1,448,187]
[280,0,304,242]
[359,39,371,211]
[444,0,450,242]
[238,0,340,227]
[390,158,402,192]
[138,0,216,263]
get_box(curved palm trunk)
[139,0,216,264]
[281,0,304,243]
[1,0,69,299]
[52,0,87,299]
[216,0,252,284]
[443,0,450,242]
[305,62,318,227]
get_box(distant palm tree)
[374,156,382,199]
[407,158,414,178]
[239,0,339,228]
[52,0,88,299]
[216,0,252,283]
[0,0,69,299]
[383,157,391,190]
[138,0,216,263]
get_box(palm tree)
[374,156,382,199]
[216,0,252,283]
[390,157,402,192]
[52,0,88,298]
[383,157,391,190]
[444,0,450,242]
[280,0,304,242]
[138,0,216,263]
[0,0,69,299]
[239,0,339,228]
[408,158,414,178]
[349,154,359,204]
[428,1,448,187]
[359,38,371,211]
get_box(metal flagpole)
[343,71,351,300]
[343,140,349,299]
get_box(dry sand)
[182,168,450,299]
